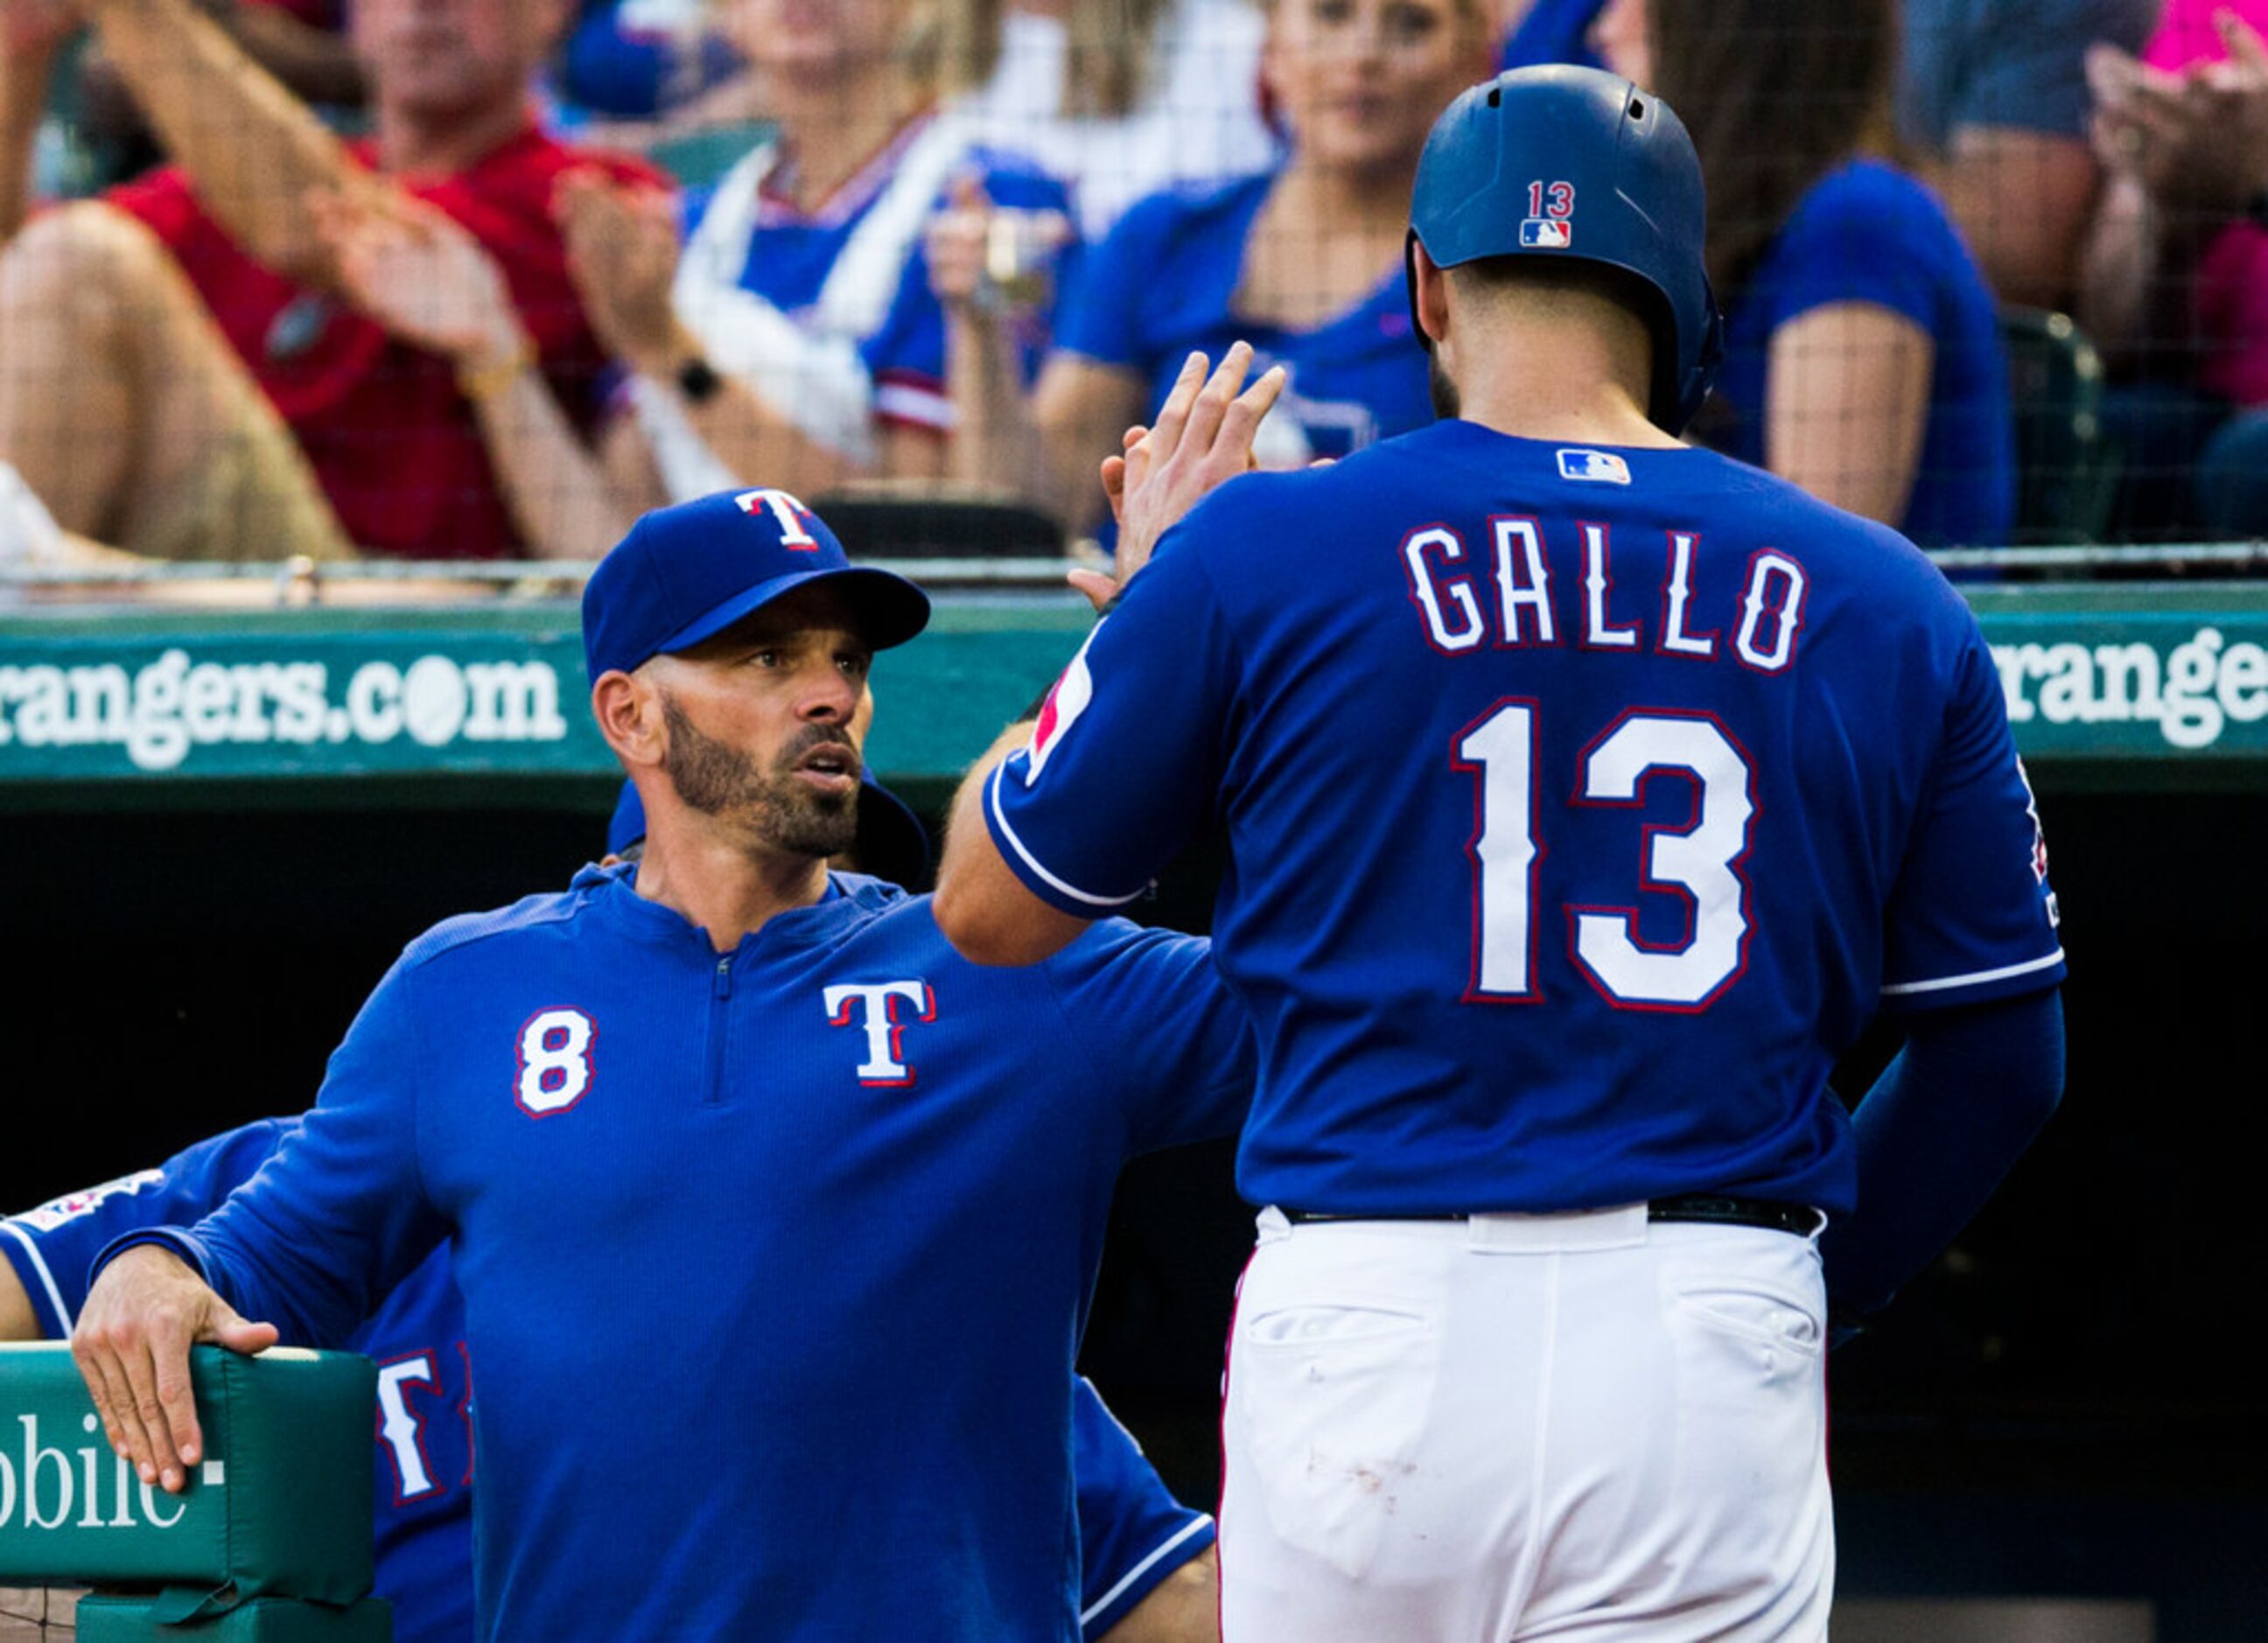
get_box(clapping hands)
[310,185,527,368]
[2089,10,2268,216]
[555,171,685,376]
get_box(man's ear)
[1412,241,1452,349]
[592,670,666,768]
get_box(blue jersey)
[3,1123,474,1643]
[984,421,2064,1219]
[1072,1378,1213,1638]
[1056,171,1432,465]
[6,1125,1211,1643]
[118,870,1248,1640]
[1710,158,2016,548]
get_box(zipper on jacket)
[704,953,734,1106]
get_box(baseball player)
[66,489,1253,1640]
[5,1133,1221,1640]
[934,66,2067,1639]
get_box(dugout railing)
[6,546,2268,801]
[0,1346,386,1639]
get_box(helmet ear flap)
[1404,229,1434,354]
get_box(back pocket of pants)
[1234,1300,1438,1581]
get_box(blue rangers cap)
[582,487,931,682]
[1408,65,1724,435]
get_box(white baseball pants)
[1219,1205,1832,1640]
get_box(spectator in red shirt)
[0,0,660,562]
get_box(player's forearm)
[0,38,59,244]
[467,358,640,560]
[944,718,1040,875]
[1822,989,2065,1318]
[83,0,356,283]
[1099,1547,1220,1643]
[934,716,1091,965]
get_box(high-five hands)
[1071,343,1285,613]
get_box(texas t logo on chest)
[823,982,937,1087]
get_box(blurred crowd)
[0,0,2263,576]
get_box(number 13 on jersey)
[1456,702,1754,1011]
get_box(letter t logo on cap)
[735,488,820,549]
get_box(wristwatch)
[676,354,724,405]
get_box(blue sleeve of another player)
[141,961,449,1350]
[1752,165,1947,336]
[1880,626,2066,1010]
[1074,1377,1213,1640]
[1043,919,1254,1154]
[986,524,1239,916]
[3,1120,292,1338]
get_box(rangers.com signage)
[4,591,2266,783]
[0,610,603,780]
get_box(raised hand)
[310,187,527,368]
[926,171,992,313]
[1079,344,1284,608]
[925,171,1071,318]
[555,171,684,376]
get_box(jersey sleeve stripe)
[986,761,1147,911]
[1,1220,73,1335]
[1880,947,2066,997]
[873,380,955,430]
[1079,1513,1215,1630]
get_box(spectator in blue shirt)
[934,0,1497,537]
[1595,0,2016,545]
[549,0,1077,511]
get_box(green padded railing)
[0,1346,378,1629]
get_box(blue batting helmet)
[1407,66,1724,435]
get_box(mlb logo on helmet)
[1519,219,1572,248]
